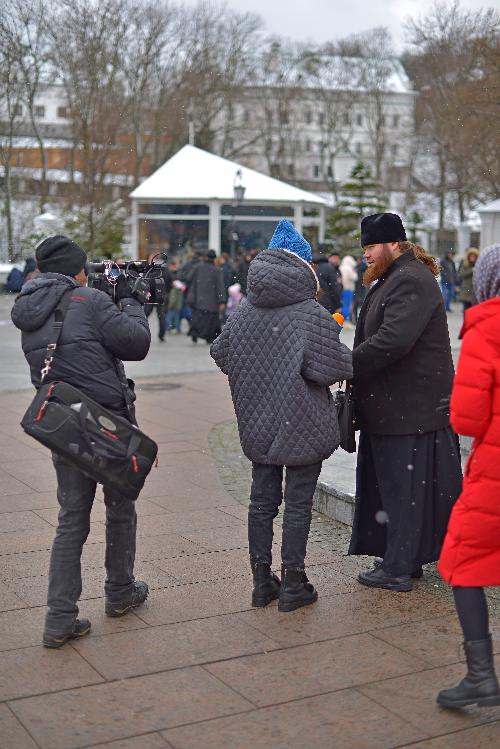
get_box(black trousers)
[145,303,166,339]
[248,461,322,569]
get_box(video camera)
[86,253,168,305]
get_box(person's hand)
[113,274,133,303]
[219,303,226,311]
[436,395,451,416]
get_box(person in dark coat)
[348,213,462,592]
[211,220,352,612]
[187,250,226,343]
[237,250,254,295]
[313,256,342,314]
[144,252,173,342]
[437,245,500,709]
[352,256,367,323]
[440,250,460,311]
[11,235,151,647]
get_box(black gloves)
[113,274,133,303]
[113,275,151,305]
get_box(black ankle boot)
[278,568,318,613]
[251,562,281,607]
[437,635,500,708]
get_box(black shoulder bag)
[334,380,356,454]
[21,290,158,500]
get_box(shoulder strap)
[40,289,74,383]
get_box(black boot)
[358,567,413,592]
[43,618,91,648]
[373,557,423,579]
[105,580,149,617]
[437,635,500,709]
[278,568,318,613]
[251,562,281,607]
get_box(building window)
[288,163,294,177]
[356,114,363,126]
[14,104,23,117]
[305,110,312,124]
[355,142,362,154]
[242,109,249,121]
[380,114,386,126]
[280,111,289,125]
[305,139,311,152]
[343,113,350,126]
[392,144,399,156]
[318,112,325,126]
[57,106,68,118]
[35,105,45,118]
[226,138,234,151]
[327,165,333,178]
[271,163,280,178]
[393,114,400,128]
[313,165,320,179]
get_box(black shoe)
[251,562,281,607]
[278,568,318,613]
[437,635,500,709]
[105,580,149,618]
[358,567,412,592]
[43,618,91,649]
[373,557,423,579]
[158,336,165,342]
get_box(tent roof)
[477,198,500,213]
[130,145,326,205]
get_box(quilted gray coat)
[210,249,353,466]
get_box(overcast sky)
[184,0,493,51]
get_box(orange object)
[332,313,344,326]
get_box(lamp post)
[230,168,246,260]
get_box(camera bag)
[21,290,158,500]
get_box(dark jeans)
[45,454,137,635]
[248,461,322,569]
[145,303,166,339]
[441,282,454,310]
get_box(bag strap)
[40,289,74,383]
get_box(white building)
[129,145,327,258]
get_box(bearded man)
[348,213,462,591]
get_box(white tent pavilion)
[129,145,327,259]
[478,198,500,250]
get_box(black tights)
[453,586,489,642]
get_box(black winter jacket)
[11,273,150,417]
[353,252,454,435]
[211,250,353,466]
[315,260,342,314]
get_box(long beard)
[363,247,395,286]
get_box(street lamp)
[230,169,246,260]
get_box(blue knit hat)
[268,219,312,263]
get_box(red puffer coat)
[439,297,500,586]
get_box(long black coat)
[353,252,454,435]
[315,260,342,314]
[11,273,150,416]
[186,261,225,312]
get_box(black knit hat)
[36,235,87,276]
[361,213,407,247]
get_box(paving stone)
[0,527,58,555]
[0,491,58,514]
[178,524,252,551]
[87,735,171,749]
[0,469,34,496]
[163,688,427,749]
[0,645,103,701]
[0,580,27,612]
[206,632,426,707]
[0,703,38,749]
[372,615,500,667]
[33,499,169,527]
[154,548,251,584]
[133,578,255,626]
[358,664,500,734]
[0,510,51,534]
[73,613,280,680]
[137,508,244,537]
[238,588,453,648]
[9,666,252,749]
[0,549,51,579]
[135,532,210,561]
[400,721,500,748]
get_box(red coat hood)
[460,297,500,346]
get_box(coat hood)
[340,255,357,269]
[11,273,78,332]
[460,297,500,345]
[246,249,318,308]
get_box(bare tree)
[0,43,23,249]
[48,0,130,251]
[404,1,500,222]
[0,0,52,213]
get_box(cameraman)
[11,236,151,647]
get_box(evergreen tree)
[327,162,386,253]
[64,201,126,259]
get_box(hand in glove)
[113,274,133,303]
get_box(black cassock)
[348,428,462,575]
[189,309,221,343]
